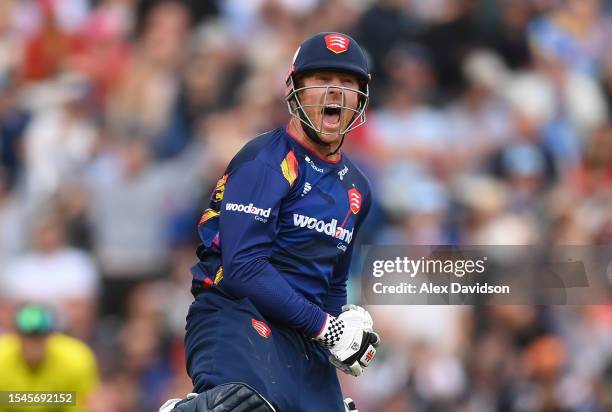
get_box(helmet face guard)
[285,76,369,137]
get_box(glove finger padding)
[329,330,380,377]
[340,305,373,331]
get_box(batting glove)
[314,305,380,376]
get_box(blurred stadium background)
[0,0,611,410]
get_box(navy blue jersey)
[191,126,371,337]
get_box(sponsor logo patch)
[293,214,353,243]
[302,182,312,197]
[361,348,376,366]
[251,319,271,338]
[225,203,271,222]
[305,156,324,173]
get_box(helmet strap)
[327,133,345,156]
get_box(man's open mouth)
[322,104,342,127]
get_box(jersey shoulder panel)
[226,128,300,187]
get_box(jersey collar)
[284,125,344,166]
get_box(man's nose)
[326,80,344,96]
[331,79,344,89]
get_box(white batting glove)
[340,304,374,330]
[314,305,380,376]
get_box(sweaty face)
[296,71,362,144]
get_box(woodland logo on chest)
[292,214,354,243]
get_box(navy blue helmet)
[285,32,371,154]
[289,32,370,83]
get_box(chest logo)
[338,165,348,180]
[348,188,362,214]
[293,214,354,243]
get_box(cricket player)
[161,32,380,412]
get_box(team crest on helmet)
[348,188,362,214]
[251,319,271,338]
[325,34,350,54]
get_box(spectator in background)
[453,175,541,245]
[87,135,201,317]
[69,0,133,105]
[1,211,99,340]
[0,83,29,189]
[54,180,94,251]
[21,72,97,210]
[419,0,479,97]
[447,49,514,173]
[0,167,25,275]
[475,0,534,69]
[528,25,608,168]
[156,21,248,160]
[353,0,424,105]
[528,0,612,77]
[365,45,449,187]
[87,137,168,316]
[106,1,190,152]
[0,1,21,80]
[377,176,452,245]
[0,2,29,188]
[603,55,612,115]
[496,71,559,183]
[572,123,612,195]
[19,0,75,82]
[0,304,99,412]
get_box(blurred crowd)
[0,0,611,411]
